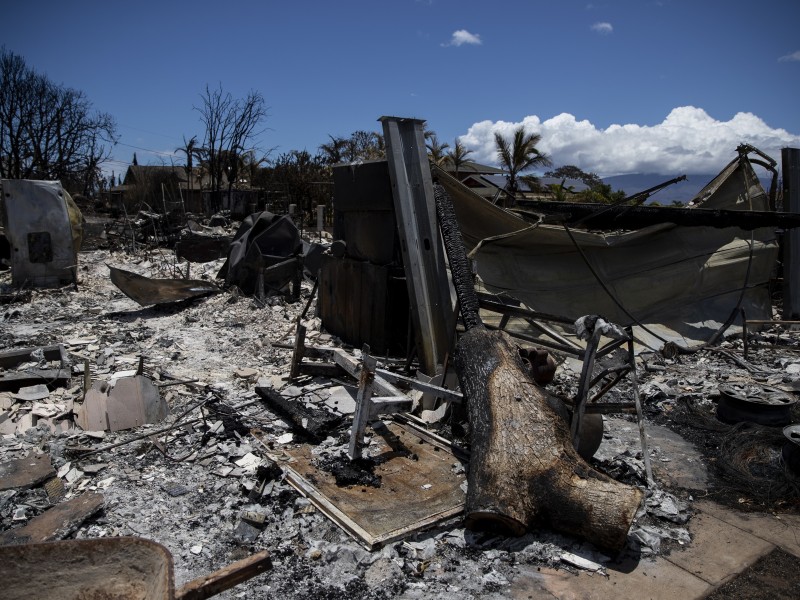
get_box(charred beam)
[514,201,800,231]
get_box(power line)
[118,123,189,143]
[115,141,179,157]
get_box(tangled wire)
[672,398,800,504]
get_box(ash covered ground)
[1,226,800,599]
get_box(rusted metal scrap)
[109,265,220,306]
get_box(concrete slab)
[508,557,713,600]
[695,500,800,559]
[646,424,709,490]
[596,418,709,491]
[665,511,775,585]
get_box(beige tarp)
[435,155,778,351]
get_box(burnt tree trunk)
[433,182,642,551]
[456,327,642,549]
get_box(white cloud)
[779,50,800,62]
[591,22,613,34]
[442,29,482,47]
[459,107,800,176]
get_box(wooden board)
[0,492,104,545]
[319,256,405,355]
[269,420,466,549]
[0,454,56,491]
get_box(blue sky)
[2,0,799,177]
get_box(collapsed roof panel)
[434,151,779,350]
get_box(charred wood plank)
[255,387,342,442]
[176,550,272,600]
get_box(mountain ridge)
[602,172,773,205]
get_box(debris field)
[1,231,799,599]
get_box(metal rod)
[348,347,376,461]
[628,333,654,487]
[571,329,601,449]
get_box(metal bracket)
[346,346,463,460]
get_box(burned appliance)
[1,179,82,288]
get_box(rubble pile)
[1,230,800,598]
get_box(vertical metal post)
[570,329,601,449]
[316,204,324,240]
[379,116,455,376]
[741,308,748,361]
[628,333,654,487]
[783,148,800,319]
[290,323,307,381]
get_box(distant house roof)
[122,165,217,190]
[123,165,186,185]
[439,159,505,176]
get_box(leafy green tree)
[494,126,552,205]
[576,182,626,204]
[175,135,203,194]
[544,165,603,188]
[549,179,575,202]
[318,135,347,165]
[265,150,330,226]
[318,130,384,165]
[345,130,384,161]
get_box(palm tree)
[494,126,552,205]
[176,135,206,193]
[446,139,473,179]
[549,178,575,202]
[318,135,347,165]
[425,133,450,166]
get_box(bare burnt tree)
[317,130,384,167]
[194,84,267,211]
[0,47,117,195]
[266,150,330,225]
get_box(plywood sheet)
[279,421,466,549]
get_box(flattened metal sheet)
[109,266,220,306]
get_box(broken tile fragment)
[12,384,50,402]
[233,519,261,544]
[15,412,35,434]
[81,463,108,475]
